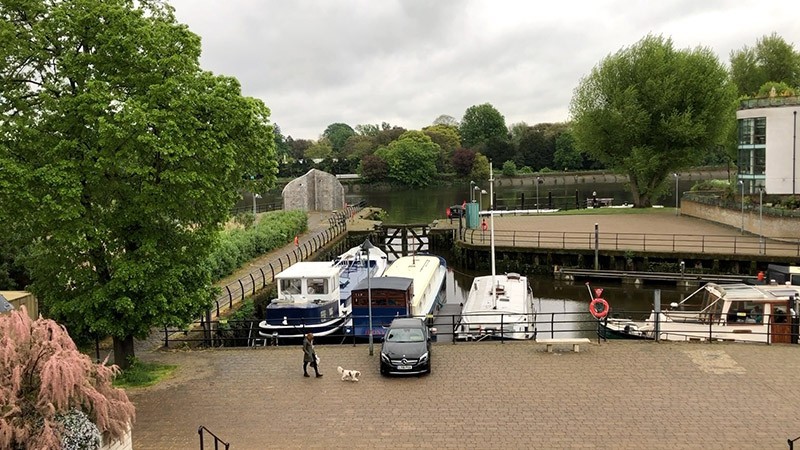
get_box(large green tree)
[570,35,736,207]
[375,131,439,187]
[730,33,800,97]
[322,122,356,156]
[459,103,508,149]
[0,0,277,368]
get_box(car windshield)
[385,328,425,343]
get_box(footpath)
[130,340,800,449]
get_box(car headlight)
[380,352,390,363]
[418,352,428,363]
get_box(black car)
[380,318,433,376]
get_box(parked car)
[447,204,465,218]
[380,318,433,376]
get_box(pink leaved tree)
[0,306,136,449]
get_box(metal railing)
[461,228,800,257]
[198,426,230,450]
[162,309,800,348]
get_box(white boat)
[258,262,344,339]
[597,282,800,343]
[333,243,388,309]
[258,244,388,339]
[456,163,537,340]
[349,255,447,339]
[383,255,447,319]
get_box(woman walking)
[302,333,322,378]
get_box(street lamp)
[739,180,744,234]
[673,173,679,216]
[252,193,262,215]
[479,189,487,211]
[469,181,476,202]
[360,239,375,356]
[473,185,481,205]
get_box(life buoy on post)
[589,298,609,319]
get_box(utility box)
[466,202,480,229]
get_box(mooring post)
[594,223,599,270]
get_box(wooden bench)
[536,338,591,353]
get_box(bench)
[536,338,591,353]
[586,197,614,208]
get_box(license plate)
[397,365,412,370]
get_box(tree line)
[276,33,799,207]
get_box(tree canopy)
[375,131,439,187]
[569,34,736,207]
[0,0,277,367]
[459,103,508,149]
[730,33,800,97]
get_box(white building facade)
[736,96,800,195]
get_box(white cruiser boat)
[597,282,800,343]
[456,164,537,340]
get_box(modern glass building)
[736,96,800,195]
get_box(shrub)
[501,160,517,176]
[0,307,135,449]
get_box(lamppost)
[473,185,481,207]
[759,188,764,255]
[479,189,487,211]
[252,193,262,215]
[360,239,375,355]
[739,180,744,234]
[536,176,543,213]
[469,181,476,202]
[673,173,679,216]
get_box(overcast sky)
[168,0,797,140]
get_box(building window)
[737,117,767,177]
[738,117,766,145]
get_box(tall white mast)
[489,162,496,308]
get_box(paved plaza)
[130,340,800,449]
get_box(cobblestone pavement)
[129,340,800,449]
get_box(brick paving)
[127,210,800,449]
[129,340,800,449]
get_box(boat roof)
[352,276,413,292]
[276,262,340,279]
[705,282,800,301]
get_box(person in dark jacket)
[303,333,322,378]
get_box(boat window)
[307,278,328,295]
[726,301,762,324]
[281,279,302,295]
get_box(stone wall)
[282,169,345,211]
[682,199,800,239]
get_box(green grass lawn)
[113,359,177,389]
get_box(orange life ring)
[589,298,609,319]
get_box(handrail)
[460,228,800,257]
[198,425,230,450]
[163,307,796,348]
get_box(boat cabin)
[350,276,413,337]
[274,262,341,300]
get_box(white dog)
[337,366,360,382]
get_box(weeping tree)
[0,307,136,449]
[570,34,736,207]
[0,0,277,368]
